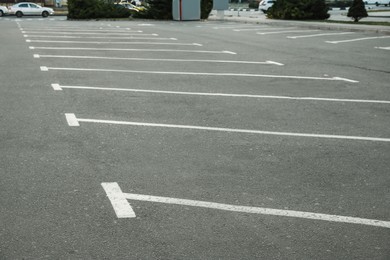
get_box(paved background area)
[0,16,389,259]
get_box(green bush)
[347,0,368,22]
[67,0,132,19]
[267,0,330,20]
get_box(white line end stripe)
[65,113,79,126]
[101,183,136,218]
[33,54,40,58]
[51,83,62,90]
[40,66,48,71]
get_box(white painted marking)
[375,46,390,50]
[103,182,390,228]
[101,183,136,218]
[233,27,296,32]
[40,66,48,71]
[20,28,143,33]
[257,30,320,35]
[30,47,236,55]
[33,54,40,58]
[287,32,355,39]
[26,39,202,46]
[65,113,79,126]
[52,84,390,104]
[326,36,390,44]
[21,31,150,36]
[69,114,390,142]
[51,83,62,90]
[44,67,357,82]
[24,35,177,41]
[37,54,282,65]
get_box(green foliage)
[267,0,330,20]
[67,0,132,19]
[347,0,368,22]
[201,0,213,19]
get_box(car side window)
[29,4,39,8]
[19,4,29,8]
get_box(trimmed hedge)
[267,0,330,20]
[67,0,132,19]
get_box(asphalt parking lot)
[0,16,389,259]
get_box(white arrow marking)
[36,54,282,65]
[26,39,202,46]
[31,46,236,55]
[65,114,390,142]
[101,182,390,228]
[101,183,136,218]
[41,67,357,82]
[51,84,390,104]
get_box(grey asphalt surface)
[0,15,389,259]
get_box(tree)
[267,0,330,20]
[347,0,368,22]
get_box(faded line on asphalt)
[52,84,389,104]
[326,36,390,44]
[41,67,357,82]
[287,32,355,39]
[65,114,390,142]
[101,182,390,229]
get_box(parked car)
[0,5,9,16]
[258,0,275,13]
[364,0,389,6]
[9,2,54,18]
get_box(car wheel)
[0,10,4,17]
[16,11,23,18]
[42,11,49,17]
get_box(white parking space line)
[287,32,355,39]
[102,182,390,229]
[101,183,136,218]
[31,47,236,55]
[22,31,156,36]
[326,36,390,44]
[24,35,178,40]
[36,55,283,66]
[257,30,320,35]
[21,28,142,33]
[234,27,297,32]
[41,66,357,82]
[66,114,390,142]
[26,39,202,46]
[51,84,390,104]
[375,46,390,50]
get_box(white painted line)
[24,35,177,40]
[43,67,358,83]
[375,46,390,50]
[287,32,355,39]
[40,66,48,71]
[65,113,79,126]
[52,84,390,104]
[26,39,202,46]
[29,47,236,55]
[21,28,143,33]
[21,31,153,36]
[103,182,390,228]
[257,30,320,35]
[37,54,282,66]
[69,114,390,142]
[101,182,136,218]
[233,27,296,32]
[326,36,390,44]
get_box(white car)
[259,0,275,13]
[9,2,54,18]
[0,5,9,17]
